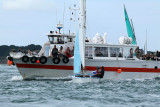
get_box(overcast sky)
[0,0,160,51]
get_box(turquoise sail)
[124,6,137,44]
[74,32,81,74]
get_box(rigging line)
[63,1,66,34]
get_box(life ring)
[155,66,158,70]
[31,56,37,63]
[62,57,69,64]
[39,56,47,64]
[8,56,13,61]
[53,57,60,64]
[22,55,29,63]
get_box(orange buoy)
[7,60,13,66]
[117,68,122,74]
[37,60,40,63]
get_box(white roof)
[86,43,138,48]
[46,33,76,37]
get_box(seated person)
[99,66,104,78]
[92,66,105,78]
[92,66,101,77]
[32,49,38,55]
[18,49,22,53]
[28,50,32,55]
[65,47,72,58]
[52,45,58,57]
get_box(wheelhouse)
[47,33,76,44]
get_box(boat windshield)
[48,36,75,44]
[48,36,64,44]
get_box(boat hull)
[13,57,160,80]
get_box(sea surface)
[1,64,160,107]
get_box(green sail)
[124,6,137,45]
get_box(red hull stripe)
[16,63,160,73]
[16,63,74,70]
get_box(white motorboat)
[8,0,160,80]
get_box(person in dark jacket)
[99,66,105,78]
[92,66,104,78]
[52,45,58,57]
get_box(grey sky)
[0,0,160,51]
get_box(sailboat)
[72,0,101,83]
[72,31,101,83]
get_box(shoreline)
[0,60,7,64]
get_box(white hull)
[13,57,160,80]
[18,68,73,79]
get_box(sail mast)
[79,0,86,71]
[145,30,148,54]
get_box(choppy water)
[1,65,160,107]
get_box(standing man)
[52,45,58,57]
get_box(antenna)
[56,9,57,25]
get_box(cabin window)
[64,37,68,43]
[57,37,64,44]
[48,37,54,44]
[110,47,123,57]
[68,38,72,42]
[54,37,58,43]
[85,46,92,57]
[49,36,64,44]
[94,47,108,57]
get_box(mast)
[69,4,79,35]
[145,30,148,54]
[79,0,86,71]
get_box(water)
[1,65,160,107]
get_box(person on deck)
[59,46,64,57]
[135,47,141,59]
[71,46,74,56]
[65,47,72,58]
[130,48,133,58]
[28,50,32,56]
[52,45,58,57]
[32,49,38,55]
[18,49,22,53]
